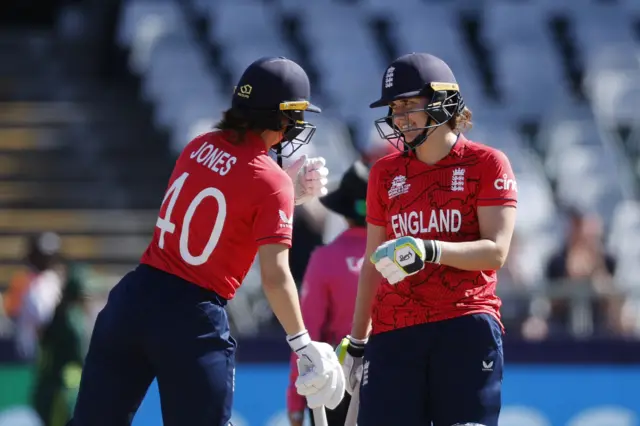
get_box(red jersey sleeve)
[477,149,518,207]
[366,162,386,226]
[252,171,295,247]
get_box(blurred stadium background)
[0,0,639,425]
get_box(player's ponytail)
[214,108,253,143]
[214,107,284,144]
[449,106,473,133]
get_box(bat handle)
[345,385,360,426]
[312,406,329,426]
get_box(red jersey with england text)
[140,130,295,299]
[366,135,517,335]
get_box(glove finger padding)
[304,164,328,178]
[323,366,346,410]
[304,157,326,171]
[341,354,362,394]
[381,263,404,284]
[295,357,345,410]
[303,169,329,191]
[284,155,311,206]
[335,337,365,395]
[373,258,401,284]
[301,369,333,409]
[284,155,307,178]
[300,157,329,199]
[295,356,332,396]
[297,342,340,387]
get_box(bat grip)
[312,406,328,426]
[345,384,360,426]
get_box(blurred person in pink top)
[287,159,370,426]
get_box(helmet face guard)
[374,82,465,153]
[272,100,317,166]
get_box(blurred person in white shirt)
[14,232,64,360]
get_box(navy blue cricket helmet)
[369,52,465,152]
[232,56,321,162]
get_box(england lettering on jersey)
[140,131,294,300]
[391,209,462,237]
[366,135,517,334]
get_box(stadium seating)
[116,0,640,327]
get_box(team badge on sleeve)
[278,210,293,228]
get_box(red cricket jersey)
[140,130,295,299]
[366,134,518,334]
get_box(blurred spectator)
[522,208,622,340]
[619,294,640,338]
[5,232,64,360]
[497,232,535,337]
[32,263,92,426]
[360,128,399,168]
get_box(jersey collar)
[449,133,467,158]
[221,130,268,154]
[406,132,466,160]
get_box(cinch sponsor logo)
[494,174,517,192]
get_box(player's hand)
[284,155,329,205]
[287,330,346,410]
[335,335,366,395]
[370,236,441,284]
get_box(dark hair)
[214,108,262,143]
[26,232,61,272]
[449,105,473,133]
[214,107,286,144]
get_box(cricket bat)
[312,406,328,426]
[345,384,360,426]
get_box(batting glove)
[287,330,346,410]
[370,236,442,284]
[335,335,366,395]
[284,155,329,205]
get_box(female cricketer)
[67,56,345,426]
[337,52,518,426]
[287,159,371,426]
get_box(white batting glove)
[370,237,441,284]
[287,330,346,410]
[284,155,329,205]
[335,335,366,395]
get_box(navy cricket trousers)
[68,264,236,426]
[358,313,503,426]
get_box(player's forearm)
[262,274,306,337]
[436,239,508,271]
[350,262,380,340]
